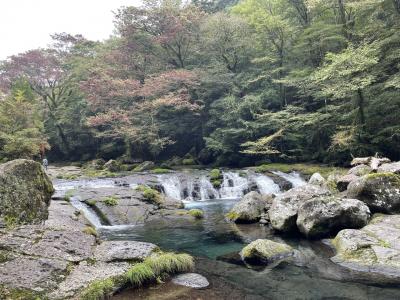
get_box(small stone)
[172,273,209,289]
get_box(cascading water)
[251,173,281,195]
[157,175,182,200]
[272,171,306,188]
[220,172,249,199]
[199,176,219,201]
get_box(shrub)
[103,196,118,206]
[80,278,115,300]
[188,209,204,219]
[136,185,163,205]
[210,169,223,188]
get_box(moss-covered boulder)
[240,239,293,265]
[104,160,122,172]
[296,196,370,239]
[331,214,400,283]
[347,173,400,213]
[0,159,54,225]
[226,192,271,223]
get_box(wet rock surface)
[171,273,210,288]
[94,240,158,262]
[240,239,294,266]
[226,191,271,223]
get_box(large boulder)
[240,239,294,265]
[269,184,330,232]
[0,159,54,225]
[226,192,271,223]
[331,214,400,283]
[347,173,400,213]
[296,196,370,238]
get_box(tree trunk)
[357,88,366,126]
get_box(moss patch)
[103,196,119,206]
[82,226,98,237]
[225,211,239,221]
[210,169,223,188]
[188,209,204,219]
[80,278,115,300]
[136,185,163,205]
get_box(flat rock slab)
[0,256,68,291]
[94,240,158,262]
[172,273,209,289]
[0,227,95,262]
[50,261,131,299]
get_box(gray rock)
[348,164,372,176]
[337,174,359,192]
[296,197,370,238]
[347,173,400,213]
[0,159,54,224]
[331,214,400,283]
[94,241,158,262]
[269,184,330,232]
[172,273,209,289]
[0,257,68,291]
[226,192,270,223]
[50,261,130,299]
[240,239,294,265]
[378,162,400,174]
[309,173,326,187]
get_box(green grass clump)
[151,168,171,174]
[255,163,345,178]
[125,263,156,286]
[63,189,76,202]
[103,196,119,206]
[82,226,98,237]
[124,252,194,288]
[136,185,163,205]
[87,199,97,207]
[188,209,204,219]
[0,251,9,263]
[80,278,115,300]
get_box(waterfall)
[252,174,281,195]
[220,171,249,199]
[199,176,219,201]
[272,171,306,188]
[70,196,103,228]
[157,175,182,200]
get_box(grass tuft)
[80,278,115,300]
[82,226,98,237]
[103,196,119,206]
[136,185,163,205]
[188,209,204,219]
[125,263,156,286]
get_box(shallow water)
[54,171,400,300]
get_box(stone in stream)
[296,196,370,239]
[0,159,54,225]
[240,239,294,265]
[331,214,400,284]
[172,273,210,289]
[94,241,158,262]
[348,164,372,176]
[336,174,359,192]
[347,173,400,213]
[378,162,400,174]
[269,184,330,232]
[226,191,272,223]
[308,173,326,187]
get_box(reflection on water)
[103,200,400,300]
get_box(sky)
[0,0,142,60]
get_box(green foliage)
[136,185,163,205]
[125,263,156,286]
[103,196,119,206]
[80,278,115,300]
[82,226,98,237]
[188,209,204,219]
[210,168,223,188]
[182,158,196,165]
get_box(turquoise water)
[102,199,400,300]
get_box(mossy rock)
[240,239,293,265]
[0,159,54,225]
[188,209,204,219]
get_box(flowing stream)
[54,169,400,300]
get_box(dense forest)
[0,0,399,167]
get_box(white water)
[220,172,249,199]
[272,171,306,188]
[252,174,281,195]
[157,175,182,200]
